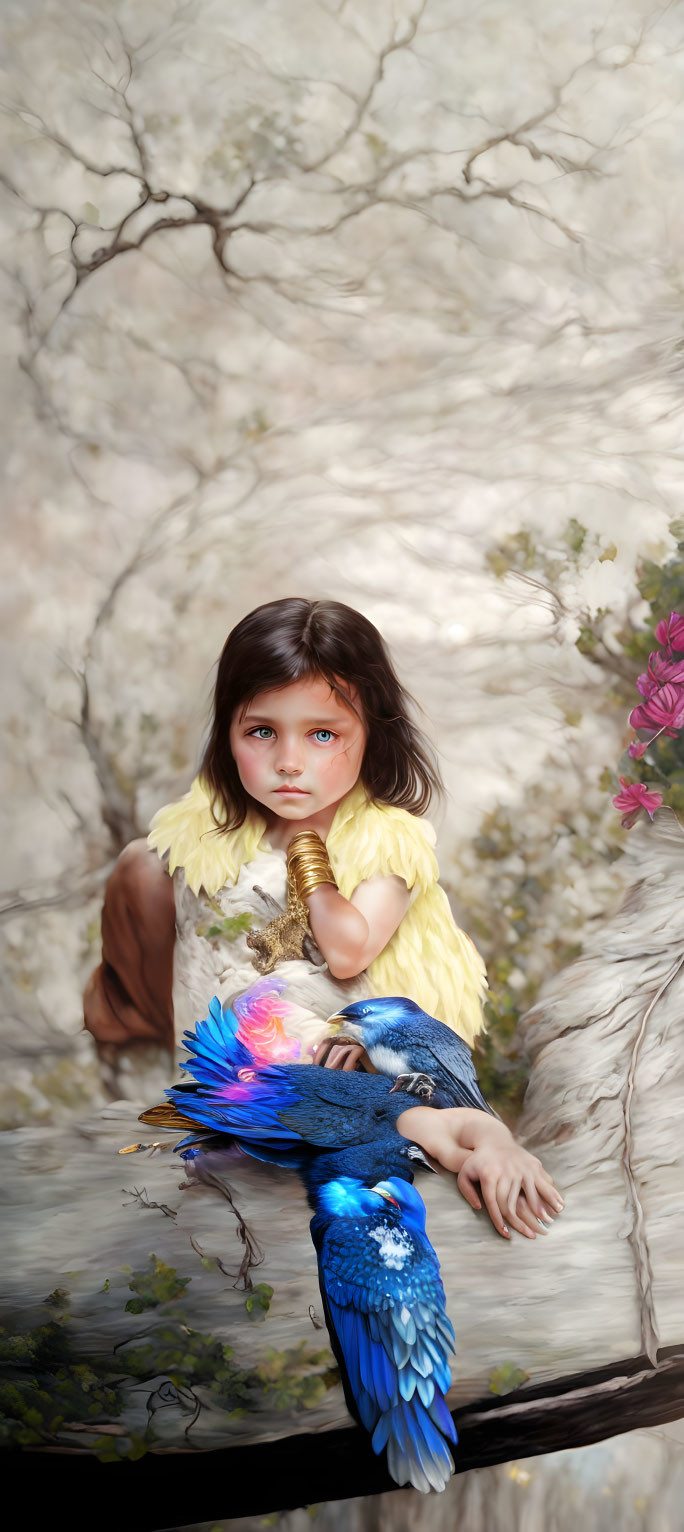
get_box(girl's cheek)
[319,748,362,783]
[233,744,264,790]
[319,744,351,772]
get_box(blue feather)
[398,1367,416,1403]
[329,997,494,1115]
[311,1176,457,1494]
[147,999,459,1494]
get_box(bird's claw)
[390,1072,437,1101]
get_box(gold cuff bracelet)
[287,831,338,902]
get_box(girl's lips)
[274,787,309,794]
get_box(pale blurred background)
[2,0,684,1523]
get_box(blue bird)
[141,996,436,1185]
[311,1175,458,1493]
[138,998,460,1492]
[326,996,494,1114]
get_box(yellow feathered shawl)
[148,777,488,1046]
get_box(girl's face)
[229,675,367,824]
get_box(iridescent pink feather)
[232,976,302,1063]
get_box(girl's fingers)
[316,1042,368,1071]
[505,1176,524,1222]
[538,1199,559,1221]
[538,1177,564,1212]
[311,1039,371,1072]
[501,1179,537,1239]
[522,1172,544,1220]
[514,1195,544,1237]
[534,1168,564,1210]
[479,1172,510,1237]
[311,1038,333,1067]
[456,1165,482,1211]
[342,1044,368,1071]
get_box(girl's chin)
[273,801,316,815]
[265,797,316,814]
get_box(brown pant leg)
[83,840,176,1052]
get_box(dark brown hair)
[199,598,442,831]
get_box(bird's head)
[318,1175,413,1220]
[326,996,428,1046]
[372,1177,428,1231]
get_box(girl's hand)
[456,1142,562,1240]
[395,1105,563,1239]
[311,1037,374,1071]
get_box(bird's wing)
[167,1080,304,1141]
[179,996,254,1086]
[416,1020,492,1112]
[312,1199,457,1493]
[278,1072,414,1148]
[168,1062,412,1151]
[164,997,420,1148]
[167,997,334,1143]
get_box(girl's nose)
[275,737,304,775]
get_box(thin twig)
[189,1164,264,1289]
[188,1233,234,1277]
[122,1186,178,1219]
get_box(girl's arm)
[396,1105,564,1240]
[305,875,410,981]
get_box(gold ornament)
[245,833,337,974]
[287,830,338,900]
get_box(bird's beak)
[407,1144,438,1172]
[375,1188,400,1207]
[325,1012,363,1043]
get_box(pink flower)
[612,777,663,829]
[628,739,648,759]
[636,651,684,697]
[635,668,658,699]
[629,682,684,737]
[654,612,684,650]
[654,653,684,684]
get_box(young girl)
[85,597,562,1238]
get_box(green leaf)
[489,1361,530,1396]
[43,1288,70,1309]
[126,1255,191,1312]
[575,625,598,654]
[598,766,618,793]
[245,1283,274,1320]
[91,1435,122,1462]
[563,708,582,728]
[564,518,586,555]
[204,913,254,941]
[125,1433,149,1461]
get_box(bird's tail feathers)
[167,1080,302,1141]
[451,1076,495,1116]
[163,995,309,1141]
[180,995,253,1086]
[373,1395,457,1493]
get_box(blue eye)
[313,729,335,743]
